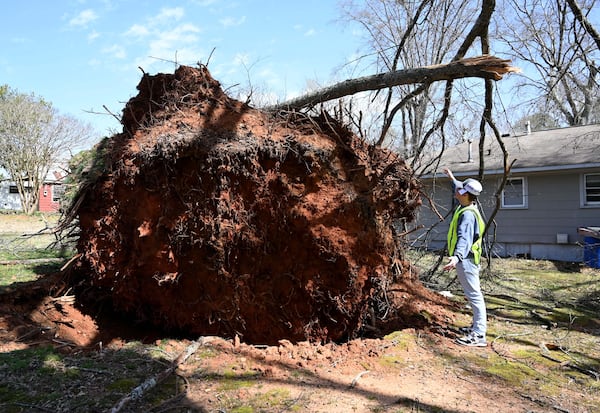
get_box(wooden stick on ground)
[108,338,205,413]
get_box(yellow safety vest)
[447,204,485,264]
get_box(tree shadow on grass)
[550,260,586,273]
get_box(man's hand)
[443,168,461,189]
[443,256,459,271]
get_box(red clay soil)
[63,65,452,345]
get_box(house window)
[52,184,65,202]
[9,185,32,193]
[583,173,600,206]
[502,177,527,208]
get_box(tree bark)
[264,55,517,112]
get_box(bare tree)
[336,0,487,154]
[0,87,94,214]
[498,0,600,126]
[268,0,512,187]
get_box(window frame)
[581,173,600,208]
[501,177,528,209]
[8,185,32,194]
[52,183,65,203]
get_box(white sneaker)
[455,332,487,347]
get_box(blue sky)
[1,1,360,139]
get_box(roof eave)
[420,162,600,179]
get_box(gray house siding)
[0,182,22,210]
[484,171,597,261]
[493,172,592,243]
[410,125,600,263]
[412,172,596,262]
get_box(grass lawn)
[0,212,72,286]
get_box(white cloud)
[257,67,280,86]
[69,9,98,28]
[102,44,126,59]
[125,24,150,38]
[150,24,201,50]
[190,0,220,6]
[88,31,100,42]
[292,24,316,37]
[219,16,246,28]
[120,7,208,72]
[135,24,203,69]
[150,7,185,25]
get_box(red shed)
[38,170,65,212]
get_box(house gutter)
[420,162,600,179]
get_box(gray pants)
[456,258,487,335]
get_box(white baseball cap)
[456,178,482,196]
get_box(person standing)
[442,168,487,347]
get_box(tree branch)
[566,0,600,51]
[453,0,496,60]
[264,55,518,112]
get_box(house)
[0,169,66,213]
[410,124,600,263]
[38,170,65,212]
[0,181,23,210]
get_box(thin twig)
[8,402,55,412]
[102,104,123,125]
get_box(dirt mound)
[66,65,450,345]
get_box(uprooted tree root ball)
[64,65,451,345]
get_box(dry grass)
[0,212,59,234]
[0,212,68,281]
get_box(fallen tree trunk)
[265,55,518,111]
